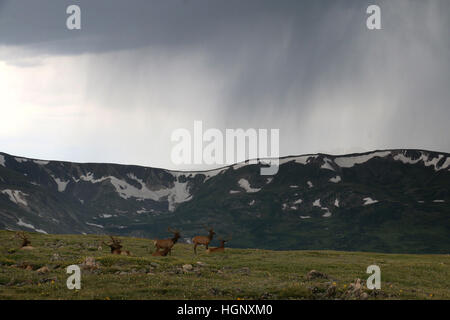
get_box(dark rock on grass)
[230,267,250,275]
[80,257,100,270]
[210,288,221,296]
[339,278,386,300]
[40,276,57,284]
[260,292,273,299]
[51,253,61,261]
[36,266,50,274]
[326,285,336,298]
[12,262,34,270]
[182,264,193,271]
[306,270,329,280]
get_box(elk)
[153,227,180,255]
[15,231,33,250]
[192,226,216,254]
[206,236,231,254]
[102,236,131,256]
[152,247,171,257]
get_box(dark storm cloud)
[0,0,312,52]
[0,0,449,168]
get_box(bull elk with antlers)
[102,236,131,256]
[192,226,216,254]
[15,231,34,250]
[206,236,231,254]
[153,227,180,255]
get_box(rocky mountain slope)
[0,149,449,253]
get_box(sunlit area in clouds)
[0,0,449,170]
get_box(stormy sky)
[0,0,449,170]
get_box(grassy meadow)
[0,230,449,300]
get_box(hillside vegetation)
[0,230,449,300]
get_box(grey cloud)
[0,0,449,168]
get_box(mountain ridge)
[1,149,449,253]
[2,147,449,173]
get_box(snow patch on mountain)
[307,181,314,188]
[203,168,228,181]
[52,176,70,192]
[334,199,340,207]
[442,158,450,171]
[433,200,445,203]
[295,155,318,165]
[393,152,450,171]
[15,157,28,163]
[312,198,332,217]
[86,222,104,228]
[334,151,391,168]
[279,155,317,165]
[300,215,311,219]
[33,160,49,165]
[329,176,341,183]
[238,178,261,193]
[322,210,332,217]
[1,189,28,206]
[363,197,379,205]
[229,190,240,194]
[78,172,109,184]
[17,219,47,234]
[321,158,335,171]
[167,181,192,212]
[171,167,227,182]
[313,199,321,207]
[76,172,192,210]
[0,155,5,167]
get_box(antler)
[168,227,179,234]
[15,231,27,239]
[16,231,31,247]
[109,235,121,245]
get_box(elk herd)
[152,226,231,256]
[13,226,231,257]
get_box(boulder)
[306,270,329,280]
[80,257,100,270]
[36,266,50,274]
[182,264,193,271]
